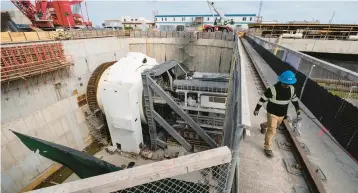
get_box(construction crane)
[257,0,263,23]
[204,0,233,32]
[10,0,92,30]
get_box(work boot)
[264,149,274,158]
[260,123,267,134]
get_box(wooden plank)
[20,164,62,192]
[1,32,12,43]
[24,32,40,41]
[9,32,27,42]
[29,146,231,193]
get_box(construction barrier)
[1,30,236,44]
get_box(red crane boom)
[10,0,91,29]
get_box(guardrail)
[247,34,358,104]
[247,34,358,83]
[220,33,251,193]
[1,30,236,44]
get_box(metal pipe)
[323,85,358,93]
[312,78,358,86]
[273,35,282,55]
[345,86,358,99]
[84,0,90,23]
[300,64,315,100]
[247,34,358,83]
[225,117,244,193]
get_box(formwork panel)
[1,42,72,82]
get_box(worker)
[253,70,301,157]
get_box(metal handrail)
[247,34,358,82]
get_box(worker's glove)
[296,110,301,116]
[253,110,259,116]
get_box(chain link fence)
[115,163,231,193]
[246,34,358,161]
[29,147,233,193]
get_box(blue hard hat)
[278,70,297,84]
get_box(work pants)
[262,113,284,150]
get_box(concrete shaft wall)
[1,37,129,193]
[128,38,234,73]
[1,37,233,193]
[263,38,358,54]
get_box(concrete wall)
[1,36,233,193]
[1,37,130,193]
[263,38,358,54]
[127,38,234,73]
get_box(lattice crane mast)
[10,0,92,30]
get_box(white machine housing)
[97,52,158,153]
[200,95,226,109]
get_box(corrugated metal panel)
[159,25,176,32]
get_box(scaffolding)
[249,23,358,40]
[1,42,72,83]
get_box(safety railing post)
[300,64,315,100]
[225,124,244,193]
[345,86,357,100]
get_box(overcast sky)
[1,1,357,26]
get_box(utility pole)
[325,12,335,40]
[152,0,158,29]
[257,0,263,23]
[329,12,335,24]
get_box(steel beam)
[142,74,158,149]
[152,111,192,151]
[283,120,327,193]
[147,77,218,148]
[156,138,167,149]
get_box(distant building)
[154,14,257,31]
[104,16,154,30]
